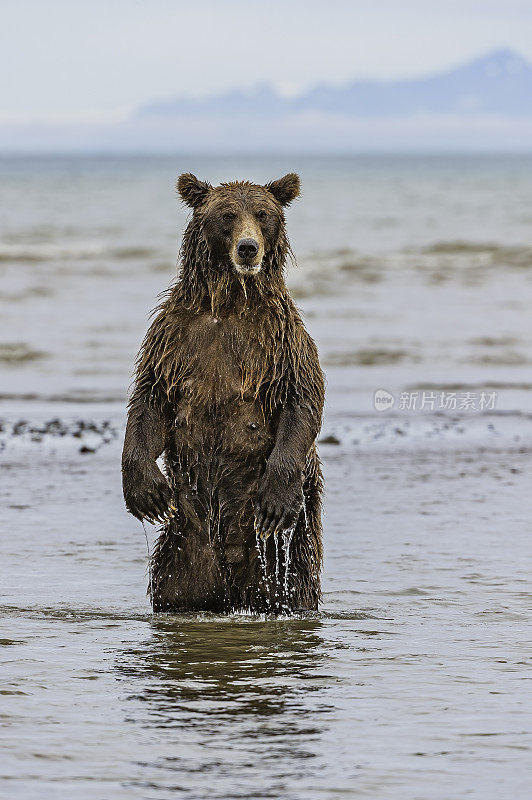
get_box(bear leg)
[150,518,226,612]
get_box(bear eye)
[257,210,268,221]
[222,212,236,223]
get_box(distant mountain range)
[138,49,532,119]
[3,49,532,153]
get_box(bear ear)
[264,173,300,206]
[177,173,212,208]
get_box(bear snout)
[231,216,264,273]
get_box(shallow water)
[1,155,532,413]
[1,156,532,798]
[1,422,531,799]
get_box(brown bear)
[121,173,324,613]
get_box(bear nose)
[237,238,259,259]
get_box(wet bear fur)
[122,173,324,613]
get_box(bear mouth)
[233,260,262,275]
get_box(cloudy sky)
[2,0,532,122]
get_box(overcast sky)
[2,0,532,122]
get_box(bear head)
[177,173,300,276]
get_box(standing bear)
[122,173,324,613]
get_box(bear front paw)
[254,467,303,539]
[123,460,173,523]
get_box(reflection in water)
[116,617,333,798]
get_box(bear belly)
[170,396,274,522]
[173,392,274,459]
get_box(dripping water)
[255,526,268,585]
[281,525,295,604]
[274,532,280,605]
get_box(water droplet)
[281,525,295,607]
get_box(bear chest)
[176,313,275,410]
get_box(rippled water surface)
[1,156,531,798]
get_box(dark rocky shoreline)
[2,411,531,456]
